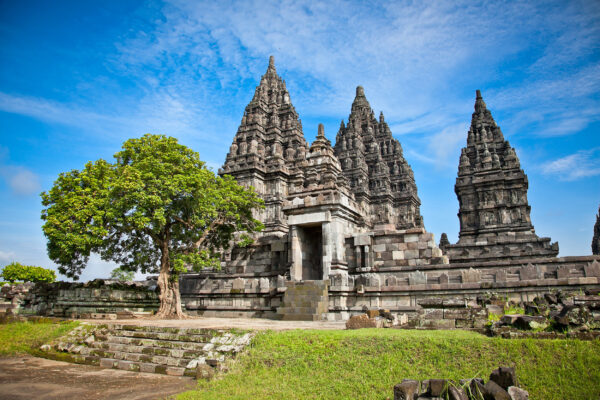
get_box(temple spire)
[474,89,487,114]
[266,55,277,74]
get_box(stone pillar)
[289,226,303,281]
[322,221,332,279]
[355,247,362,269]
[329,219,347,270]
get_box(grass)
[0,319,79,356]
[178,329,600,400]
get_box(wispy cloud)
[541,148,600,181]
[0,250,16,264]
[0,166,41,196]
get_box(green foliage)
[109,266,135,281]
[178,329,600,400]
[0,262,56,283]
[41,134,264,280]
[0,320,79,355]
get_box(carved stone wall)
[334,86,423,229]
[442,90,558,262]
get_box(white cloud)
[0,250,16,264]
[0,165,41,196]
[541,148,600,181]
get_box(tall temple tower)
[220,56,309,235]
[593,204,600,255]
[442,90,559,262]
[333,86,423,229]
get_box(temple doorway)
[298,225,323,280]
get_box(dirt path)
[0,356,195,400]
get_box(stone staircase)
[276,280,329,321]
[42,324,253,377]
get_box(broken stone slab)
[484,380,511,400]
[345,314,383,329]
[393,379,419,400]
[507,386,529,400]
[489,367,517,390]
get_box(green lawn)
[178,329,600,400]
[0,319,79,356]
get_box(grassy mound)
[0,319,79,356]
[179,329,600,400]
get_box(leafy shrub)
[0,262,56,283]
[109,266,135,281]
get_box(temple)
[177,57,600,323]
[440,90,558,262]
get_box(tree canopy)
[41,134,264,317]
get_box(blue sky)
[0,0,599,281]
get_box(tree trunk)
[155,239,187,319]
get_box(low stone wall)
[179,256,600,325]
[1,280,158,317]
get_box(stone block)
[484,380,510,400]
[507,386,529,400]
[405,234,419,243]
[394,379,420,400]
[585,260,600,277]
[392,251,404,260]
[271,241,285,252]
[461,268,481,283]
[373,244,386,252]
[232,278,245,290]
[404,249,419,259]
[354,234,372,246]
[409,271,427,285]
[556,267,571,279]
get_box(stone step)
[102,334,210,351]
[108,329,216,343]
[88,341,210,359]
[99,358,195,377]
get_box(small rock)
[393,379,419,400]
[484,380,511,400]
[507,386,529,400]
[39,344,51,352]
[84,335,95,345]
[490,367,517,390]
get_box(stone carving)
[593,204,600,255]
[444,90,559,262]
[334,87,423,229]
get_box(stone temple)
[440,90,559,262]
[177,57,600,323]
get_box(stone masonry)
[441,90,558,263]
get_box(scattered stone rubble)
[40,323,254,378]
[394,366,528,400]
[486,289,600,339]
[345,308,406,329]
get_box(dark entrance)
[299,225,323,280]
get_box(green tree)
[41,134,264,318]
[110,266,135,282]
[1,262,57,283]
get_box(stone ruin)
[394,366,529,400]
[593,204,600,255]
[174,56,600,322]
[3,57,599,324]
[440,90,558,263]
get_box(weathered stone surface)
[393,379,419,400]
[444,90,558,263]
[345,314,381,329]
[507,386,529,400]
[489,367,517,390]
[484,380,511,400]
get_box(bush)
[0,262,57,283]
[110,266,135,281]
